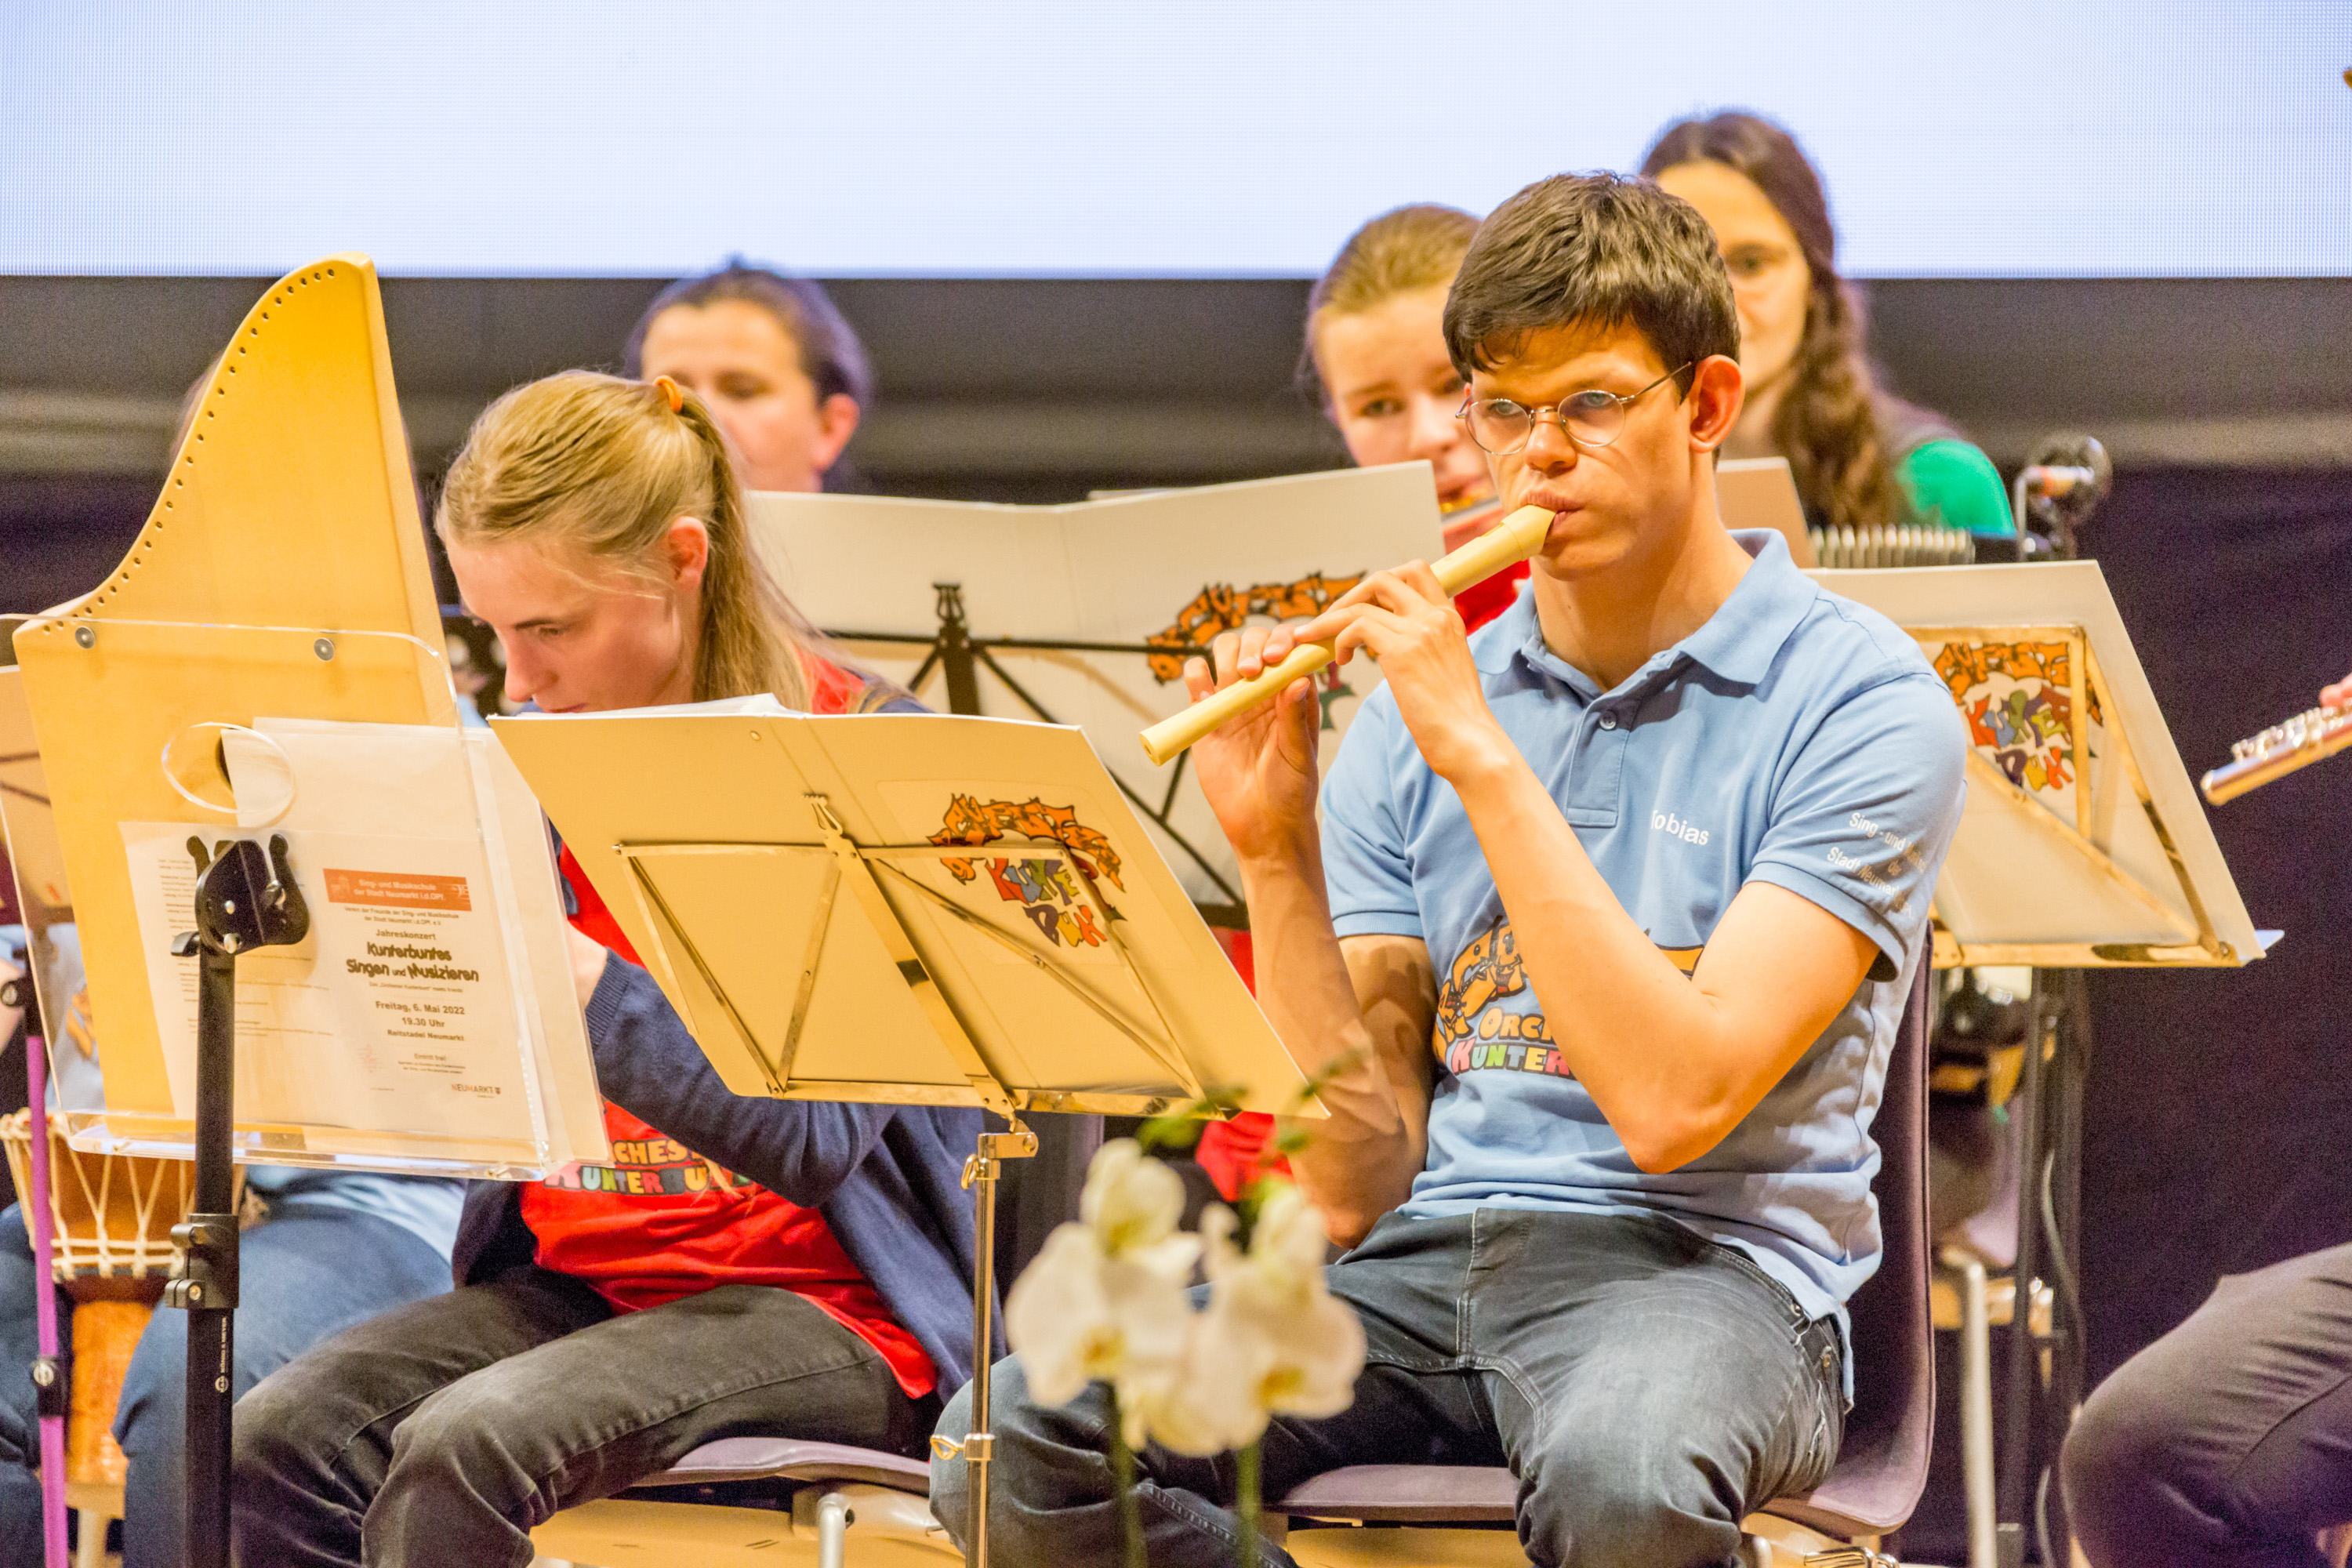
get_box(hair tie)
[654,374,684,414]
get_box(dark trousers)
[2063,1241,2352,1568]
[0,1203,448,1568]
[231,1268,935,1568]
[931,1207,1846,1568]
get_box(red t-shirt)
[521,658,935,1398]
[1195,525,1523,1203]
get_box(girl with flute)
[2063,672,2352,1568]
[231,372,976,1568]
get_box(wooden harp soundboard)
[10,255,452,1132]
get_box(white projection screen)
[4,2,2347,278]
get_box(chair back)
[995,1109,1102,1284]
[1766,960,1935,1534]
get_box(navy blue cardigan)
[449,956,988,1396]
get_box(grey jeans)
[231,1267,935,1568]
[2063,1240,2352,1568]
[932,1207,1845,1568]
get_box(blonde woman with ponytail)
[433,369,869,716]
[231,372,978,1568]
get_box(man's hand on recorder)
[2323,669,2352,711]
[1287,561,1510,785]
[1182,626,1324,867]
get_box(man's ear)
[663,515,712,593]
[810,394,861,473]
[1685,355,1745,452]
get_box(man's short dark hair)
[1443,172,1738,393]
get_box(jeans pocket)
[1703,1240,1809,1337]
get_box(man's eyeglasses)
[1457,365,1693,456]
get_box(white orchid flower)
[1005,1140,1202,1417]
[1078,1138,1190,1256]
[1135,1189,1367,1455]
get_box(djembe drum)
[1,1109,242,1530]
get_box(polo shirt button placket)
[1596,710,1619,731]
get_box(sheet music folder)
[1814,561,2262,968]
[495,700,1316,1119]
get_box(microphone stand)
[167,834,308,1568]
[1994,432,2106,1568]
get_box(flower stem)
[1106,1391,1146,1568]
[1236,1439,1261,1567]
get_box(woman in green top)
[1641,111,2013,539]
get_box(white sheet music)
[114,718,607,1171]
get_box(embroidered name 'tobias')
[1651,810,1711,845]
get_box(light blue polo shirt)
[1323,529,1966,1359]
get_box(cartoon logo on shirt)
[1932,640,2100,795]
[1434,919,1708,1078]
[1145,574,1363,731]
[539,1136,757,1198]
[1432,916,1567,1077]
[930,795,1125,949]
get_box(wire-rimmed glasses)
[1457,364,1693,455]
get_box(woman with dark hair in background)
[1641,111,2011,539]
[626,263,873,495]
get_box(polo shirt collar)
[1670,529,1819,684]
[1501,528,1818,696]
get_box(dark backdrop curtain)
[2078,465,2352,1383]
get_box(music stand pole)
[950,1123,1036,1568]
[166,836,308,1568]
[1996,973,2049,1568]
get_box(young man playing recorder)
[932,172,1968,1567]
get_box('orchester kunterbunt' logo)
[928,794,1125,949]
[1432,916,1568,1079]
[1433,916,1708,1080]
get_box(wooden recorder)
[1138,504,1555,766]
[2200,703,2352,804]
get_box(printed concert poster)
[118,822,532,1139]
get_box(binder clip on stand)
[166,834,310,1568]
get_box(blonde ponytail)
[436,370,827,710]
